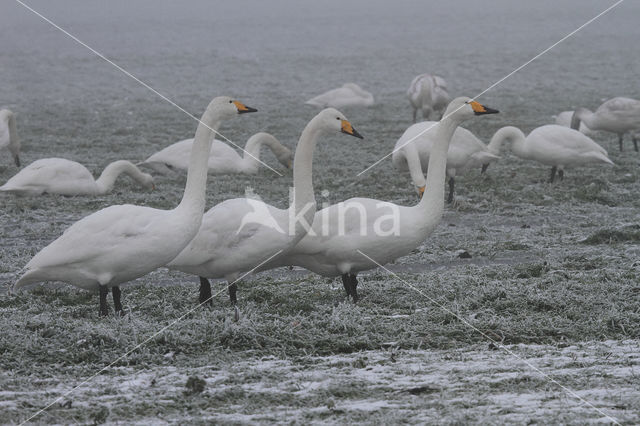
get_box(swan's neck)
[402,140,427,189]
[289,116,322,236]
[489,126,527,158]
[571,108,595,130]
[95,160,147,194]
[176,107,219,215]
[242,133,284,171]
[417,115,460,211]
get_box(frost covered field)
[2,0,640,424]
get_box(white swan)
[487,125,613,182]
[0,109,20,167]
[13,96,257,316]
[167,108,363,305]
[407,74,450,122]
[140,132,293,175]
[571,97,640,152]
[392,121,500,203]
[259,97,498,301]
[554,110,595,137]
[305,83,374,108]
[0,158,154,196]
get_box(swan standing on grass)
[167,108,363,305]
[259,97,498,302]
[305,83,374,108]
[407,74,450,122]
[0,109,20,167]
[392,121,500,203]
[554,110,595,137]
[487,125,613,182]
[0,158,154,196]
[140,132,293,175]
[13,96,257,316]
[571,97,640,152]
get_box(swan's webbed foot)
[228,282,238,306]
[99,285,109,317]
[112,286,124,316]
[558,169,564,181]
[447,177,455,204]
[198,276,213,307]
[481,164,489,174]
[549,166,557,183]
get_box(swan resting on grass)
[168,108,363,305]
[0,158,154,196]
[13,96,257,316]
[258,97,498,302]
[305,83,374,108]
[140,132,293,175]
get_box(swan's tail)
[13,268,45,293]
[136,161,178,176]
[581,151,614,166]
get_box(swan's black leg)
[549,166,557,183]
[341,274,352,297]
[619,135,624,152]
[350,274,359,303]
[199,276,212,306]
[447,177,455,204]
[228,282,238,306]
[481,164,489,174]
[633,137,639,152]
[99,285,109,317]
[558,169,564,181]
[112,286,124,316]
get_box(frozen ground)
[1,0,640,424]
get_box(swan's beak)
[469,100,499,115]
[341,120,364,139]
[233,101,258,114]
[416,185,425,198]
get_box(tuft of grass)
[582,225,640,244]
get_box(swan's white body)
[259,98,498,292]
[392,121,499,195]
[0,109,20,167]
[141,132,292,175]
[13,97,255,314]
[0,158,154,196]
[168,109,362,295]
[305,83,374,108]
[489,125,613,178]
[554,111,595,136]
[572,97,640,151]
[407,74,450,122]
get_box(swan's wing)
[1,158,93,193]
[529,125,607,155]
[145,139,193,170]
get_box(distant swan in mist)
[571,97,640,152]
[0,158,154,196]
[554,110,595,137]
[392,121,500,203]
[140,133,292,175]
[488,124,613,182]
[407,73,450,122]
[0,109,20,167]
[305,83,374,108]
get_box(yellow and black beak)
[468,100,499,116]
[233,101,258,114]
[341,120,364,139]
[417,185,425,198]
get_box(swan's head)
[207,96,258,119]
[570,108,591,130]
[442,97,499,123]
[140,172,155,190]
[317,107,364,139]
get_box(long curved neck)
[241,133,281,171]
[403,141,426,189]
[488,126,527,157]
[176,106,220,214]
[571,108,595,130]
[417,115,460,210]
[289,116,322,235]
[95,160,147,194]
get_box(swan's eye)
[336,117,340,120]
[229,100,233,103]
